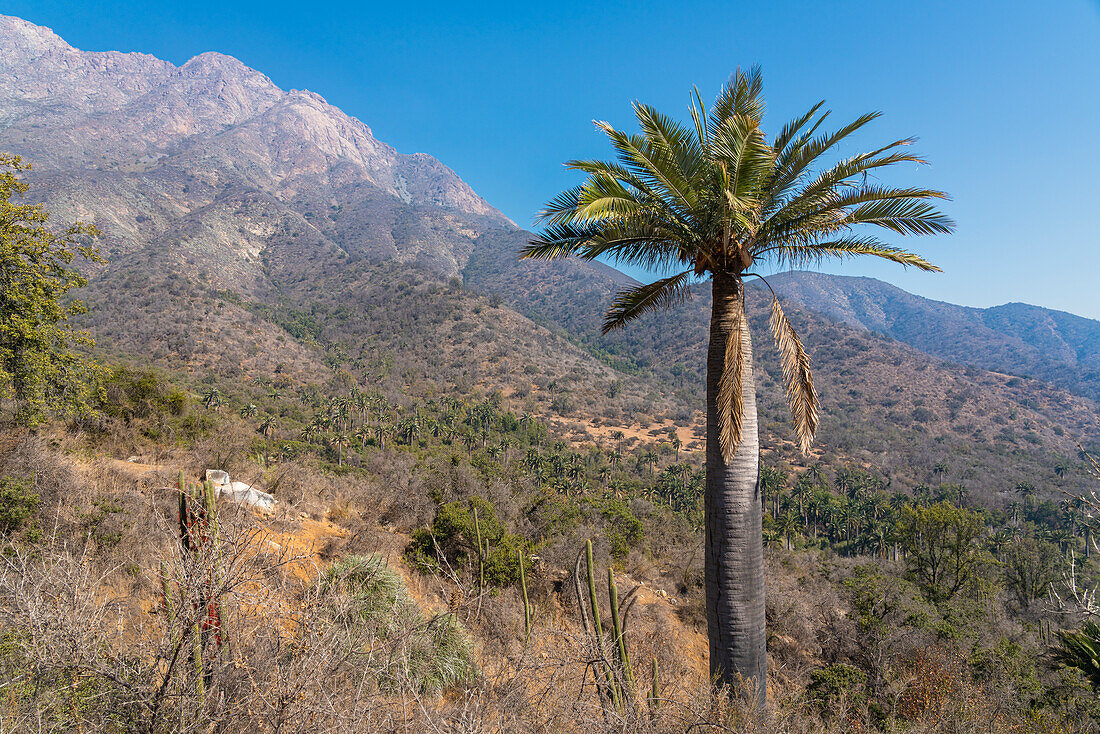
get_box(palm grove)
[524,67,954,705]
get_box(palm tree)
[611,430,626,459]
[201,387,223,413]
[759,465,786,520]
[240,402,258,419]
[258,415,277,439]
[522,68,951,701]
[667,427,683,460]
[1017,481,1038,512]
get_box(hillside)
[7,14,1100,734]
[768,271,1100,403]
[2,13,1098,505]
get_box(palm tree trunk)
[705,273,766,708]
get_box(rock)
[205,469,230,487]
[221,481,276,513]
[203,470,275,512]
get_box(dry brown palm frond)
[769,296,819,453]
[717,304,745,462]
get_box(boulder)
[203,470,275,513]
[221,481,276,513]
[205,469,230,488]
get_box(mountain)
[2,14,1098,502]
[0,13,677,422]
[767,271,1100,403]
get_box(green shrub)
[0,477,39,535]
[808,663,867,711]
[406,497,528,586]
[586,497,644,558]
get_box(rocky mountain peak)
[0,14,70,64]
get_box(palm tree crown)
[523,66,953,458]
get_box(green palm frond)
[761,235,941,272]
[709,65,765,132]
[1055,622,1100,690]
[770,236,941,271]
[771,100,827,158]
[841,198,955,236]
[602,270,695,334]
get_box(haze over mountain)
[2,13,1098,500]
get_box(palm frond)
[710,66,765,134]
[760,235,941,271]
[769,296,819,453]
[717,304,746,461]
[601,270,695,333]
[765,139,925,223]
[594,122,698,217]
[843,198,955,236]
[771,100,826,157]
[633,103,706,197]
[765,111,884,203]
[521,221,601,260]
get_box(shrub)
[0,477,39,535]
[406,497,528,586]
[808,663,867,711]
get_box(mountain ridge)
[2,14,1098,503]
[767,270,1100,402]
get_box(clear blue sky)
[8,1,1100,318]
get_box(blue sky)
[7,1,1100,318]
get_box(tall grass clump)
[323,554,475,694]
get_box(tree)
[258,415,278,440]
[1002,535,1063,606]
[759,465,787,520]
[895,501,984,603]
[611,430,626,459]
[522,68,951,703]
[0,155,103,421]
[1055,622,1100,690]
[201,387,223,412]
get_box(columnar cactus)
[519,548,532,643]
[473,505,485,592]
[608,567,634,691]
[174,472,225,693]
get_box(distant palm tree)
[670,432,683,461]
[201,387,223,413]
[523,67,951,702]
[240,402,258,419]
[1017,481,1038,511]
[258,415,277,439]
[611,430,626,459]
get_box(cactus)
[585,540,621,709]
[160,561,176,626]
[649,657,660,715]
[175,473,226,692]
[193,621,205,704]
[608,567,634,691]
[519,549,532,643]
[177,471,190,549]
[473,505,485,592]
